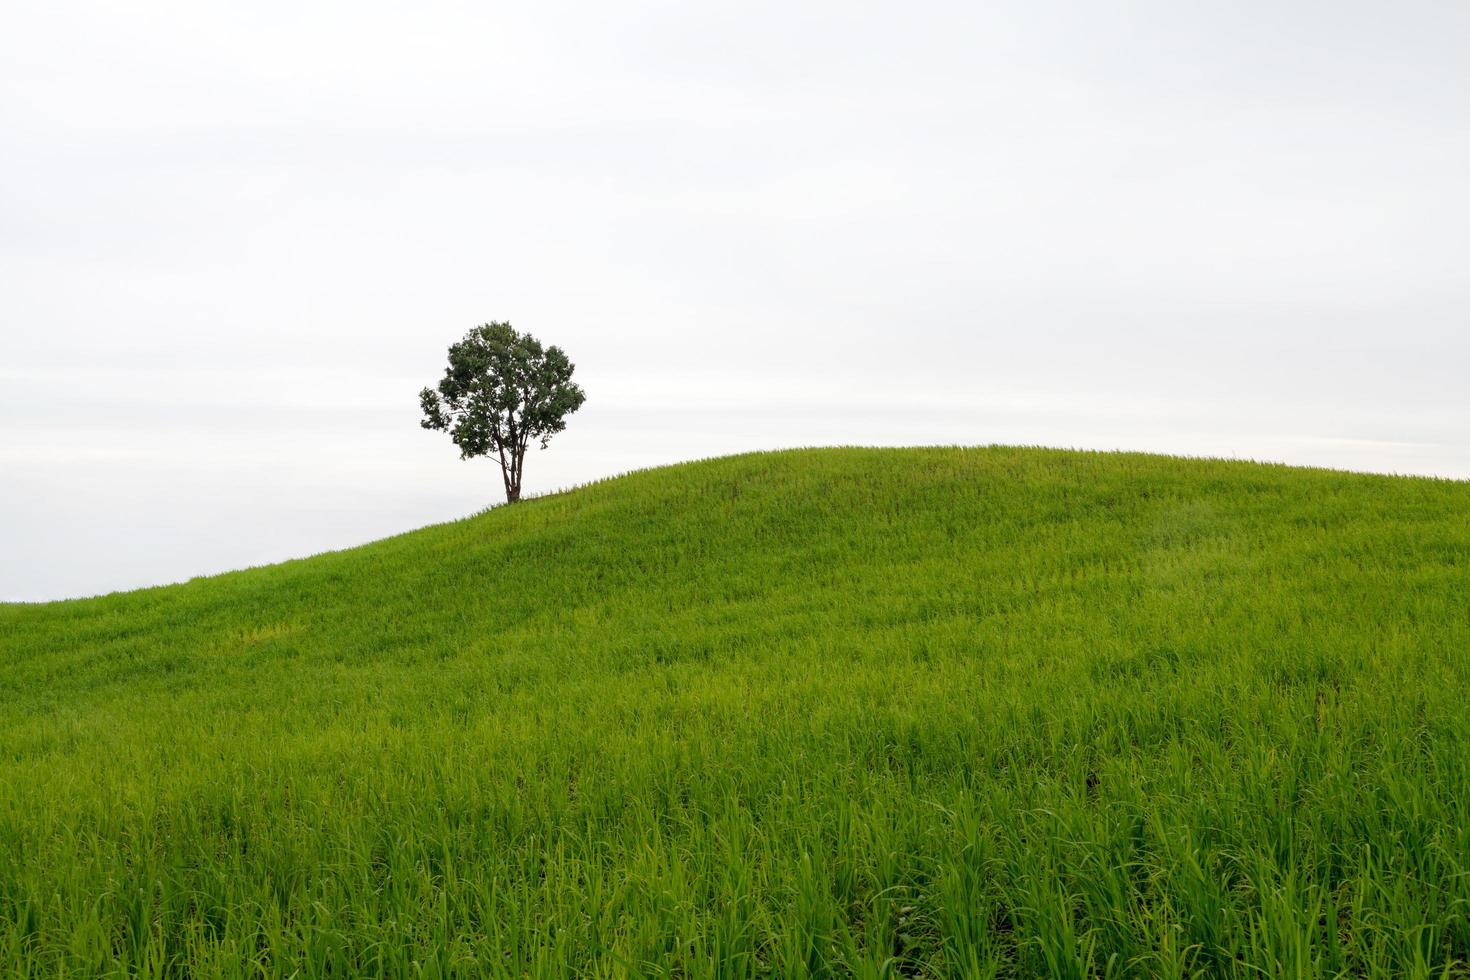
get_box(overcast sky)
[3,0,1467,601]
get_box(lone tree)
[419,322,586,503]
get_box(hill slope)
[2,446,1469,977]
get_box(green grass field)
[2,446,1469,978]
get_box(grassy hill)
[2,446,1469,978]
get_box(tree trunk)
[501,447,524,503]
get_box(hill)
[2,446,1468,977]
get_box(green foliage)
[2,447,1469,978]
[419,322,585,502]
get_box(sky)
[2,0,1467,601]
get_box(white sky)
[3,0,1467,601]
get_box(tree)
[419,322,586,503]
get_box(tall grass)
[2,446,1468,977]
